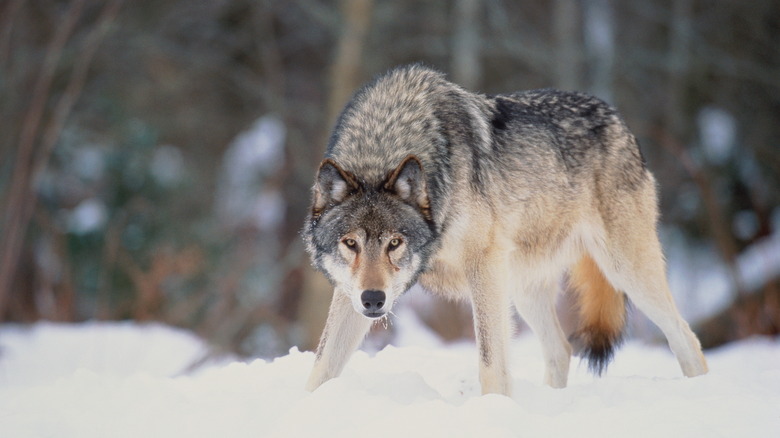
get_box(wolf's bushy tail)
[568,254,627,375]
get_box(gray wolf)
[303,64,708,395]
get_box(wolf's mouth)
[362,311,386,319]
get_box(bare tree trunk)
[666,0,692,137]
[326,0,374,125]
[0,0,87,319]
[583,0,614,102]
[553,0,581,90]
[0,0,121,319]
[0,0,25,67]
[451,0,482,90]
[665,0,743,296]
[299,0,374,351]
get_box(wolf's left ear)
[384,155,432,221]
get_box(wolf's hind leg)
[512,279,572,388]
[590,212,708,377]
[306,290,372,391]
[597,247,707,377]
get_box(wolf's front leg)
[306,290,372,391]
[468,258,513,396]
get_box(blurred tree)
[297,0,375,351]
[554,0,582,90]
[452,0,482,90]
[0,0,122,320]
[0,0,777,357]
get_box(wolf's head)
[304,155,437,319]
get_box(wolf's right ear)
[312,159,359,218]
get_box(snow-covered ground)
[1,322,778,438]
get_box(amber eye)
[387,238,402,251]
[343,238,357,249]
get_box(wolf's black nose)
[361,290,386,312]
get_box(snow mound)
[0,322,210,389]
[1,323,778,437]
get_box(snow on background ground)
[1,319,779,438]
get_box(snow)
[1,322,778,438]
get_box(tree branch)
[0,0,121,318]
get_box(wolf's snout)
[361,290,386,316]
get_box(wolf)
[303,64,708,395]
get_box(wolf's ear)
[312,159,359,218]
[384,155,432,221]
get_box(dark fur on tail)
[568,254,628,376]
[569,320,627,375]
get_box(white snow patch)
[697,106,736,165]
[68,198,108,234]
[1,322,778,437]
[216,115,286,229]
[0,322,210,389]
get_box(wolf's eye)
[343,238,357,249]
[387,238,402,251]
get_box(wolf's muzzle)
[361,290,386,318]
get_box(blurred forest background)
[1,0,779,359]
